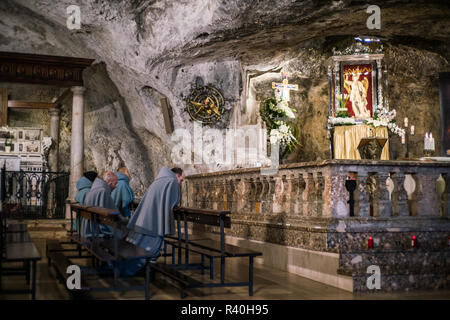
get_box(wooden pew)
[46,246,91,299]
[55,202,155,299]
[0,210,42,300]
[150,206,262,298]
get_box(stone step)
[8,219,70,239]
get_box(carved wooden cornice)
[0,52,94,87]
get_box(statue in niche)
[344,66,370,119]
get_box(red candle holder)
[411,235,417,248]
[368,236,373,249]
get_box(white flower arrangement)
[261,94,298,153]
[365,106,405,137]
[269,122,297,145]
[328,117,357,126]
[328,104,405,138]
[277,101,296,119]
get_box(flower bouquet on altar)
[336,93,350,117]
[327,93,360,126]
[260,93,298,159]
[364,106,405,137]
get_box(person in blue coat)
[75,171,98,205]
[120,166,184,277]
[111,167,134,218]
[73,171,97,231]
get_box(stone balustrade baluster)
[229,178,237,212]
[296,173,306,216]
[209,180,217,210]
[261,177,270,213]
[273,176,284,214]
[255,177,263,214]
[301,172,309,216]
[248,177,256,213]
[220,178,227,211]
[182,180,190,207]
[304,173,316,217]
[193,182,200,208]
[329,172,349,218]
[356,172,370,217]
[199,180,206,209]
[391,172,409,216]
[205,180,213,209]
[237,178,249,213]
[416,172,441,216]
[220,179,226,210]
[281,175,290,214]
[314,172,324,217]
[196,181,204,208]
[320,171,332,217]
[224,179,231,211]
[234,178,241,212]
[268,176,276,214]
[443,173,450,217]
[373,172,392,217]
[289,173,298,215]
[188,181,196,208]
[215,179,221,210]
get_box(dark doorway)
[440,72,450,156]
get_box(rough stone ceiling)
[1,0,450,183]
[5,0,450,68]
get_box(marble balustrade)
[183,160,450,219]
[181,160,450,292]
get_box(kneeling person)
[82,171,118,239]
[111,167,134,219]
[122,166,184,276]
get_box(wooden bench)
[0,210,42,300]
[46,246,91,299]
[59,202,156,299]
[0,242,41,299]
[150,206,262,297]
[148,262,203,298]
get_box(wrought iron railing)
[0,168,70,219]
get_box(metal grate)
[1,168,70,219]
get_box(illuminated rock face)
[0,0,449,195]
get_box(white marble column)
[69,86,85,200]
[48,108,60,172]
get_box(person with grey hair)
[81,171,118,239]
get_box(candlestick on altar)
[401,135,406,145]
[411,125,415,135]
[431,133,435,151]
[424,131,435,156]
[404,117,408,127]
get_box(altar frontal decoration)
[261,73,298,158]
[185,85,225,125]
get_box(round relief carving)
[17,64,26,75]
[0,64,10,73]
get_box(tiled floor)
[1,239,449,300]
